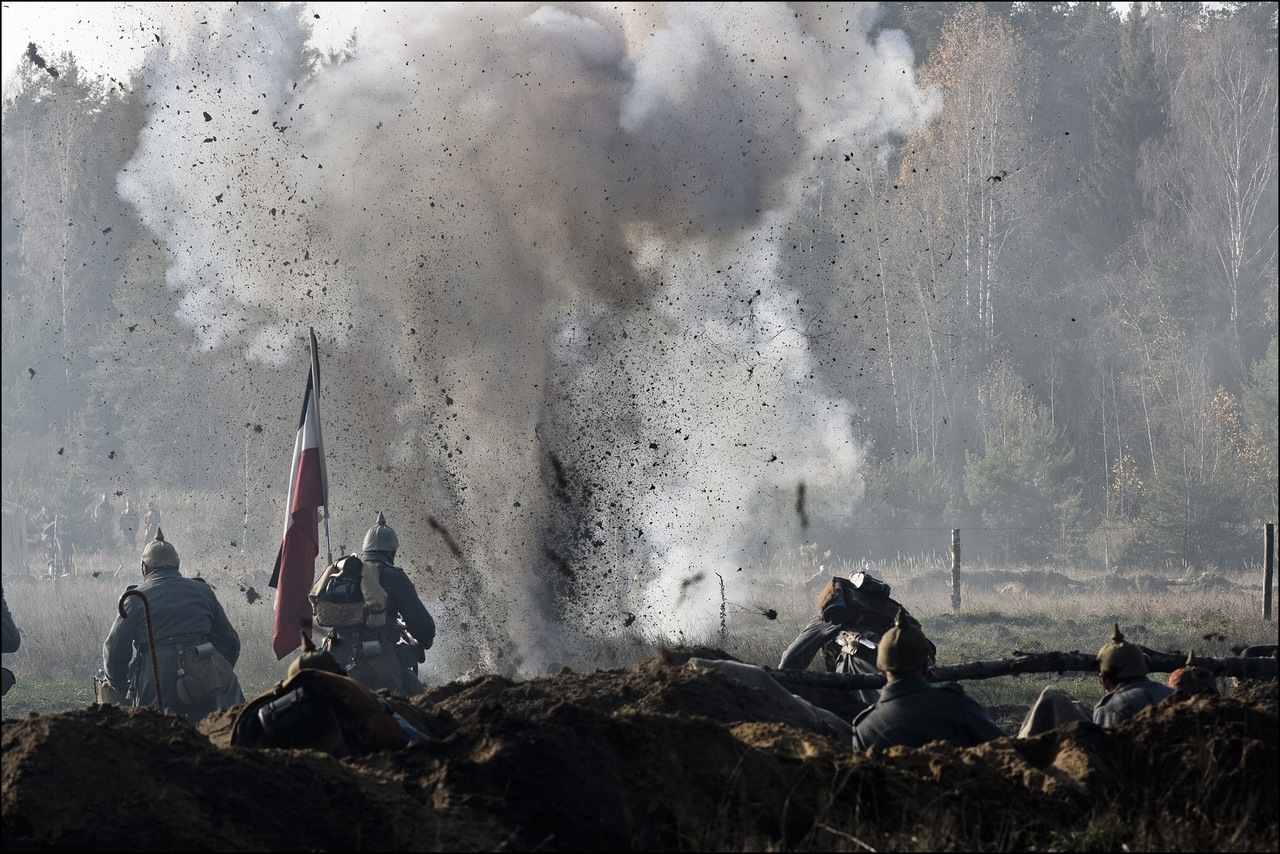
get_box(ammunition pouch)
[256,685,346,752]
[319,630,408,693]
[314,600,367,627]
[94,670,124,705]
[175,642,234,705]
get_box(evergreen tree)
[1240,336,1279,522]
[1075,6,1167,268]
[963,361,1084,564]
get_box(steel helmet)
[1096,624,1149,681]
[287,631,345,680]
[1168,649,1218,696]
[362,511,399,553]
[876,607,934,673]
[141,528,180,568]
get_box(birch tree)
[1140,14,1279,380]
[901,5,1042,361]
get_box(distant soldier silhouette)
[119,498,139,550]
[41,515,75,577]
[93,493,114,549]
[141,501,162,544]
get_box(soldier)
[232,631,428,757]
[1020,623,1176,737]
[40,516,60,577]
[100,528,244,723]
[778,570,914,708]
[2,593,20,695]
[851,607,1005,750]
[310,512,435,694]
[141,501,162,544]
[1167,650,1219,698]
[40,515,75,577]
[1093,624,1174,727]
[93,493,114,549]
[119,497,139,550]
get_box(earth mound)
[3,647,1277,852]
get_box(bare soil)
[3,646,1277,852]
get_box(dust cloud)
[115,2,939,675]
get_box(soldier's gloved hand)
[836,630,862,655]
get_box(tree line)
[1,2,1276,573]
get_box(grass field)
[3,545,1273,726]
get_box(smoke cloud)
[117,2,939,676]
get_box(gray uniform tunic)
[852,674,1005,750]
[1092,676,1174,728]
[778,615,880,706]
[2,596,19,654]
[102,567,243,722]
[2,596,19,695]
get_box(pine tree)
[1075,6,1167,267]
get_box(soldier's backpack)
[817,571,902,636]
[309,555,388,630]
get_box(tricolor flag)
[268,329,330,660]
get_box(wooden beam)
[769,650,1278,691]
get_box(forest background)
[1,2,1276,677]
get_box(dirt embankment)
[3,647,1277,852]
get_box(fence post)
[951,528,961,613]
[1265,522,1275,621]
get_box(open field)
[4,548,1278,852]
[3,549,1274,728]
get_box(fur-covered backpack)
[816,571,903,635]
[231,633,407,757]
[309,555,388,630]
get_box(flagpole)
[309,327,333,565]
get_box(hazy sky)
[1,1,1142,88]
[1,1,365,85]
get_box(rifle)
[773,649,1280,692]
[394,618,425,672]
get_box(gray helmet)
[141,528,180,568]
[362,512,399,553]
[1096,623,1149,681]
[876,607,935,673]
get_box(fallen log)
[769,649,1279,692]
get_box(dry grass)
[2,547,1274,720]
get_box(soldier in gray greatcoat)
[1019,624,1177,737]
[119,497,139,550]
[852,607,1005,750]
[1092,624,1174,727]
[311,512,436,695]
[101,529,244,723]
[2,594,20,696]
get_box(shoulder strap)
[361,563,388,628]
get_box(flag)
[269,330,329,660]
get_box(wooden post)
[950,528,961,613]
[1265,522,1275,621]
